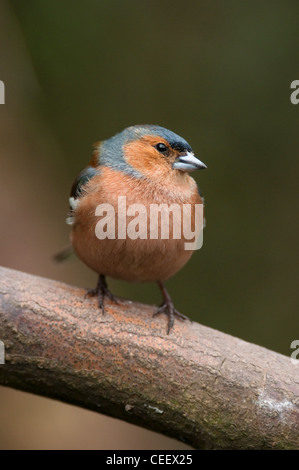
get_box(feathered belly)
[71,212,195,281]
[70,168,203,281]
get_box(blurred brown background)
[0,0,298,449]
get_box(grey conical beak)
[173,151,207,172]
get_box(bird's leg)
[153,281,191,334]
[85,274,118,314]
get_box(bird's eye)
[155,143,168,153]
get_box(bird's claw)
[153,302,190,334]
[85,275,118,314]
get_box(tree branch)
[0,266,298,449]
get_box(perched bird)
[65,125,207,333]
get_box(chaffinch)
[65,125,207,333]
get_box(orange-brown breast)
[71,166,203,282]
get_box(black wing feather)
[70,165,99,199]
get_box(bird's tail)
[53,245,74,262]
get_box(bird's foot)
[154,281,191,334]
[153,302,189,334]
[85,274,118,314]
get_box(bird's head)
[98,124,207,182]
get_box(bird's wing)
[66,165,100,226]
[67,143,102,224]
[70,165,99,200]
[56,144,102,258]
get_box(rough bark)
[0,266,298,449]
